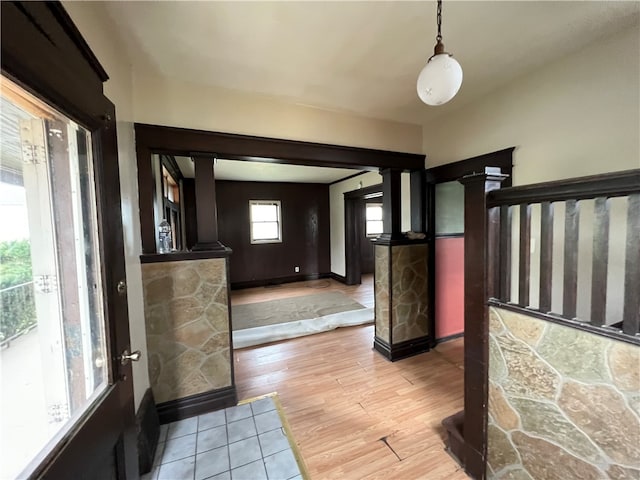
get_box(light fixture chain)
[436,0,442,43]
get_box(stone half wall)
[374,243,428,344]
[487,306,640,480]
[141,258,232,404]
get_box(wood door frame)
[1,2,137,478]
[344,183,383,285]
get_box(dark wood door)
[1,2,137,478]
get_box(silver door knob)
[119,349,142,365]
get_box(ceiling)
[103,1,639,126]
[174,156,365,184]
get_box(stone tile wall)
[374,243,428,345]
[390,244,428,343]
[488,306,640,480]
[374,245,390,343]
[141,258,232,404]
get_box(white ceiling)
[174,156,365,184]
[103,1,639,125]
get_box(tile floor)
[142,396,303,480]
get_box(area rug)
[232,291,373,348]
[232,291,366,330]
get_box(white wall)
[329,172,382,276]
[422,24,640,186]
[133,72,423,154]
[64,2,150,411]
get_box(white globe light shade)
[416,53,463,106]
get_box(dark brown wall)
[216,180,330,287]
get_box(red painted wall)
[435,237,465,339]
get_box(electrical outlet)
[294,266,300,273]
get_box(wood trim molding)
[135,124,424,254]
[487,168,639,207]
[231,273,331,290]
[373,336,431,361]
[156,386,237,425]
[329,272,348,284]
[135,123,425,170]
[140,248,232,264]
[427,148,514,185]
[135,388,160,475]
[329,170,368,186]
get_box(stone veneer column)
[373,240,430,360]
[141,250,236,423]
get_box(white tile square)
[209,471,231,480]
[158,456,195,480]
[227,417,257,443]
[198,409,226,431]
[197,425,228,454]
[167,417,199,439]
[254,410,282,434]
[226,404,253,423]
[162,433,197,464]
[231,459,268,480]
[258,429,290,457]
[229,436,262,469]
[195,446,229,480]
[264,449,300,480]
[250,397,276,416]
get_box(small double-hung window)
[366,203,383,236]
[249,200,282,244]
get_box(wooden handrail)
[487,169,640,207]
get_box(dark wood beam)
[135,123,425,171]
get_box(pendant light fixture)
[416,0,463,106]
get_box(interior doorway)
[344,184,382,285]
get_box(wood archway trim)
[344,184,383,285]
[135,123,425,254]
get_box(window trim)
[249,200,282,244]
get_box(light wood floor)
[231,274,375,308]
[234,325,466,479]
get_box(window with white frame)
[249,200,282,243]
[366,203,383,236]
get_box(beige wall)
[63,2,150,411]
[133,72,423,153]
[422,24,640,185]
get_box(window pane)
[252,222,279,240]
[366,204,383,221]
[251,203,278,222]
[0,83,108,478]
[435,181,464,235]
[367,220,383,236]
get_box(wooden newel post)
[458,167,508,479]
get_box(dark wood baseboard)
[156,386,237,424]
[436,332,464,344]
[373,336,431,361]
[136,388,160,475]
[230,273,330,290]
[329,272,347,284]
[442,410,465,469]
